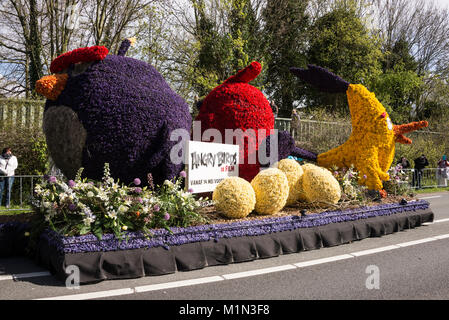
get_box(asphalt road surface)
[1,191,448,302]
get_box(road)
[0,191,448,302]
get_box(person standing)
[413,154,429,189]
[437,155,449,187]
[397,156,410,169]
[270,100,279,118]
[0,148,18,208]
[291,108,301,139]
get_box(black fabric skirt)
[26,207,433,284]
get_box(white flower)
[43,201,51,209]
[118,205,128,213]
[87,191,95,197]
[122,225,128,231]
[107,211,118,219]
[83,216,95,226]
[59,193,67,201]
[97,191,108,201]
[163,180,174,187]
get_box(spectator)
[0,147,18,208]
[291,108,301,139]
[413,154,429,189]
[270,100,279,118]
[436,155,449,187]
[397,156,410,169]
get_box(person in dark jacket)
[397,156,410,169]
[413,154,429,188]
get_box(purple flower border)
[34,200,430,254]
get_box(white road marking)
[418,195,442,200]
[8,232,449,300]
[422,218,449,225]
[13,271,51,280]
[222,265,296,280]
[350,245,400,257]
[294,254,354,268]
[396,238,437,247]
[135,276,224,293]
[36,288,135,300]
[433,234,449,240]
[0,275,13,281]
[0,271,52,282]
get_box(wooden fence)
[275,117,448,142]
[0,98,45,131]
[0,99,446,142]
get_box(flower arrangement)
[299,163,341,205]
[251,168,289,215]
[383,164,411,196]
[195,61,274,182]
[39,39,192,186]
[212,177,256,219]
[291,66,428,191]
[272,158,304,206]
[31,164,208,240]
[35,74,68,101]
[331,165,367,202]
[50,45,109,73]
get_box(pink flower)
[164,213,170,220]
[179,171,187,178]
[133,178,141,186]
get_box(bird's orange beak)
[35,74,68,101]
[393,121,428,144]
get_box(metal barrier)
[0,175,45,211]
[399,168,447,189]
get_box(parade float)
[0,44,434,284]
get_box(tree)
[0,0,154,98]
[262,0,310,117]
[304,1,383,113]
[373,0,449,76]
[370,65,423,123]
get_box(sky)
[435,0,449,8]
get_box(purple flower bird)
[38,39,191,187]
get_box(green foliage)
[191,0,264,98]
[31,164,208,239]
[382,37,418,73]
[262,0,310,117]
[383,164,412,196]
[331,165,367,202]
[370,66,423,123]
[0,124,49,175]
[305,2,382,113]
[394,134,448,169]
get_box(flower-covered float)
[0,58,434,284]
[35,38,191,186]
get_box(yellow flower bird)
[290,65,428,191]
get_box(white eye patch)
[386,117,393,130]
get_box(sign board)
[185,140,239,193]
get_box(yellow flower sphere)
[251,168,289,215]
[300,164,341,205]
[272,159,304,206]
[213,177,256,219]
